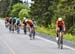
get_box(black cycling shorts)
[58,26,64,32]
[30,24,34,28]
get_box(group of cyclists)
[5,16,66,49]
[5,16,36,40]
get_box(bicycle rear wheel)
[57,36,60,48]
[57,32,63,49]
[60,36,63,49]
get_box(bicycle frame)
[58,31,63,49]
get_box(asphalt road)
[0,19,75,54]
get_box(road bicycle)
[57,31,63,49]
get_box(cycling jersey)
[27,20,33,25]
[23,20,27,26]
[12,18,16,24]
[5,17,10,23]
[16,18,20,25]
[9,18,12,24]
[56,20,65,32]
[56,21,65,27]
[27,20,34,28]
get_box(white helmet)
[25,19,28,22]
[23,17,26,20]
[58,17,62,21]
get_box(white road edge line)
[36,36,75,50]
[0,37,16,54]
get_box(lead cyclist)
[56,17,66,48]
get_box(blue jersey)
[12,17,16,24]
[16,18,20,25]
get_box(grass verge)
[36,26,75,42]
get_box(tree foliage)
[0,0,21,17]
[19,9,30,19]
[10,3,29,18]
[31,0,75,34]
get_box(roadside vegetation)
[36,26,75,42]
[31,0,75,42]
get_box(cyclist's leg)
[56,32,59,40]
[9,24,11,32]
[57,27,61,48]
[61,32,63,44]
[30,25,35,39]
[29,25,32,40]
[32,27,35,39]
[12,24,15,32]
[59,32,63,49]
[33,30,35,39]
[24,25,27,34]
[17,25,19,33]
[14,24,17,30]
[57,32,60,48]
[60,26,64,49]
[27,24,30,32]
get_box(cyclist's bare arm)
[56,21,59,32]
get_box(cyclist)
[56,17,65,39]
[23,17,27,34]
[16,17,20,33]
[5,16,10,28]
[12,17,16,32]
[9,17,13,32]
[56,17,66,48]
[26,19,35,40]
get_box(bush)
[64,34,75,42]
[68,24,75,35]
[19,9,30,20]
[36,26,75,42]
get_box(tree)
[10,3,29,17]
[0,0,21,17]
[31,0,75,34]
[31,0,52,26]
[19,9,30,19]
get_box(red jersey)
[5,17,10,23]
[56,20,65,27]
[27,20,33,25]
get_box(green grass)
[36,26,56,36]
[36,26,75,42]
[64,34,75,42]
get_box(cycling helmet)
[23,17,26,20]
[25,19,28,22]
[58,17,62,21]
